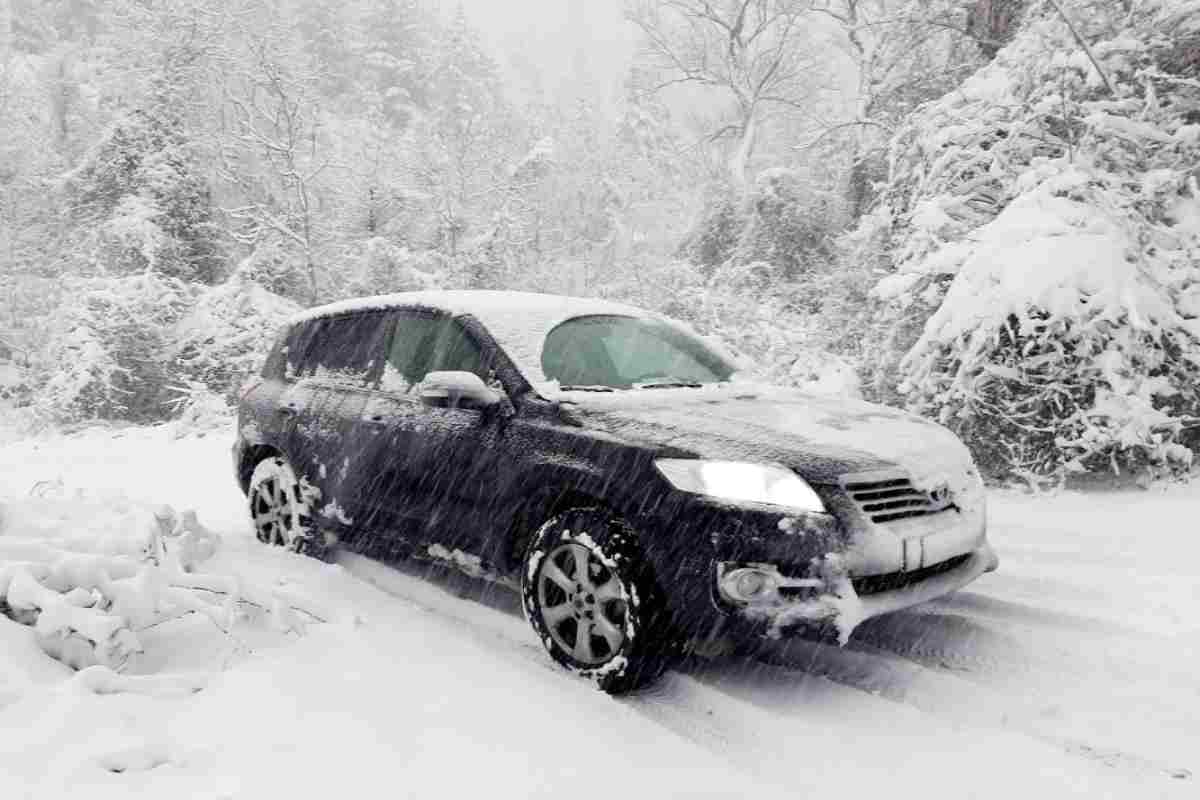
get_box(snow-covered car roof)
[291,290,658,388]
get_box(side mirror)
[418,371,501,410]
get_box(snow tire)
[247,456,331,561]
[521,507,676,695]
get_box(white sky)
[452,0,638,111]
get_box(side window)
[430,323,490,378]
[297,312,391,387]
[282,321,320,381]
[261,328,289,379]
[382,312,443,394]
[381,313,495,394]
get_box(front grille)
[843,475,951,523]
[851,553,970,596]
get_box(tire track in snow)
[620,671,802,791]
[334,552,553,666]
[335,552,846,788]
[752,613,1198,785]
[313,548,1198,791]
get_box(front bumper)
[708,538,997,644]
[722,505,995,640]
[645,483,995,645]
[854,542,997,621]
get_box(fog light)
[719,566,779,605]
[736,571,767,598]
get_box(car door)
[293,311,393,537]
[347,309,515,558]
[338,309,445,543]
[406,314,515,556]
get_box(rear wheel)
[247,456,328,559]
[521,508,675,694]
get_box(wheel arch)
[237,444,284,493]
[501,479,624,573]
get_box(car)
[233,290,998,693]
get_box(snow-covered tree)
[169,270,302,402]
[63,103,224,284]
[36,273,193,425]
[627,0,825,190]
[853,0,1200,483]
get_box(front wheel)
[521,508,675,694]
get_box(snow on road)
[0,424,1196,799]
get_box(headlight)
[654,459,826,513]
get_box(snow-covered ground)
[0,424,1196,799]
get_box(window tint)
[382,313,494,394]
[433,323,488,376]
[383,313,444,393]
[296,312,390,387]
[542,315,735,389]
[282,321,321,381]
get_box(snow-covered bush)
[735,168,842,285]
[35,274,193,426]
[849,0,1200,483]
[169,272,301,402]
[678,183,742,274]
[679,170,844,288]
[165,382,234,439]
[343,237,442,297]
[232,237,312,303]
[0,489,325,672]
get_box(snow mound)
[0,489,324,674]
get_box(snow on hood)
[559,381,976,487]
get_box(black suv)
[234,291,997,692]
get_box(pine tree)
[63,91,224,284]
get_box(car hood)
[557,383,975,486]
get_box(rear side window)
[278,321,321,381]
[294,312,391,387]
[260,329,290,379]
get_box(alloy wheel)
[536,542,629,665]
[250,470,300,547]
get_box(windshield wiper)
[634,380,703,389]
[557,384,617,392]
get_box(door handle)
[277,405,297,418]
[365,414,387,426]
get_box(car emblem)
[927,483,954,511]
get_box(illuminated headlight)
[654,459,827,513]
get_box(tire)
[521,507,675,694]
[247,456,330,560]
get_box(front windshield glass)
[541,315,736,390]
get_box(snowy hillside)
[0,425,1196,798]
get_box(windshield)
[541,315,736,390]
